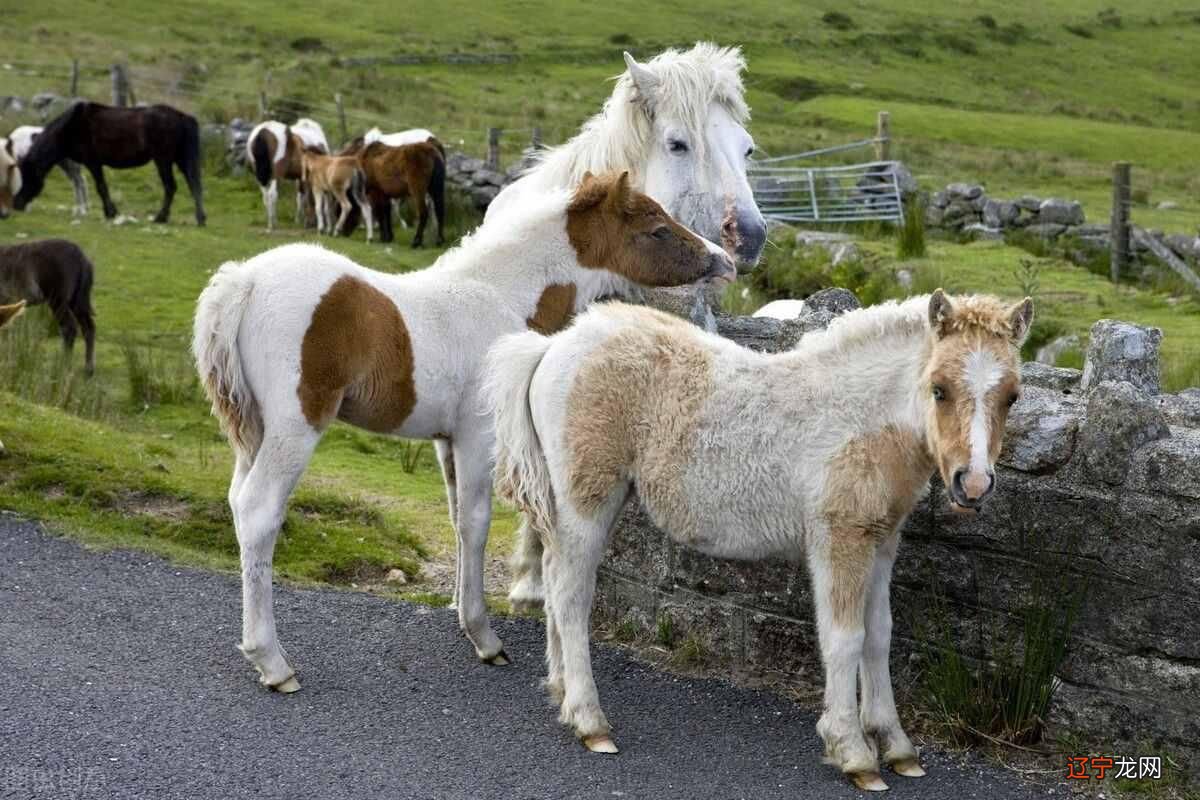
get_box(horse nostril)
[735,214,767,264]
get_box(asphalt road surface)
[0,516,1057,799]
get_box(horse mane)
[522,42,748,186]
[430,186,574,273]
[795,293,1017,360]
[22,101,84,172]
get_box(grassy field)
[1,0,1198,597]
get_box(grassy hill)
[1,0,1198,598]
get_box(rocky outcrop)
[594,306,1200,766]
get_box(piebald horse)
[246,118,329,230]
[3,128,89,217]
[493,42,770,613]
[193,171,736,692]
[486,291,1033,789]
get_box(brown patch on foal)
[527,283,577,334]
[564,307,713,517]
[565,172,715,287]
[823,425,935,625]
[298,275,416,432]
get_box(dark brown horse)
[0,239,97,375]
[14,102,205,226]
[340,140,446,247]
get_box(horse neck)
[779,312,934,441]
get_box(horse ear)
[607,171,633,210]
[568,172,609,212]
[623,51,659,105]
[928,289,954,337]
[1008,297,1035,346]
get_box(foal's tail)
[192,260,262,462]
[483,331,556,538]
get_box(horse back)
[0,239,93,310]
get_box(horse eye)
[932,385,946,402]
[651,225,671,240]
[668,139,689,154]
[745,146,755,159]
[1007,393,1020,407]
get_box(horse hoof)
[849,772,889,792]
[483,649,511,667]
[582,735,619,754]
[271,676,302,694]
[890,758,926,778]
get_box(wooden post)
[487,127,501,170]
[335,93,348,146]
[258,91,268,120]
[69,59,79,96]
[875,111,891,161]
[531,126,542,150]
[111,64,130,107]
[1110,161,1131,283]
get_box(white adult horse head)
[489,42,767,265]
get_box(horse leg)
[180,153,206,227]
[410,186,429,248]
[812,526,883,791]
[60,161,88,216]
[433,439,460,609]
[51,304,77,359]
[232,428,320,691]
[861,531,923,778]
[261,180,278,231]
[332,191,352,237]
[451,428,506,664]
[548,496,624,753]
[508,518,546,612]
[152,158,176,224]
[73,299,96,378]
[313,191,326,234]
[87,164,117,219]
[542,544,564,706]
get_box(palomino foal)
[300,151,372,240]
[485,290,1032,789]
[193,172,735,692]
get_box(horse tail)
[192,260,262,462]
[250,132,273,188]
[483,331,556,538]
[179,114,202,176]
[428,149,446,232]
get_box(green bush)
[897,197,927,259]
[821,11,855,30]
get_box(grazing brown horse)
[342,140,446,247]
[0,239,97,375]
[14,102,205,226]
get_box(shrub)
[821,11,855,30]
[974,14,997,29]
[608,32,634,45]
[934,33,978,55]
[1063,23,1094,38]
[897,197,927,259]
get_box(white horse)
[363,126,439,148]
[193,172,735,692]
[3,128,89,216]
[485,291,1032,789]
[496,42,769,612]
[245,118,329,230]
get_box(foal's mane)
[523,43,749,186]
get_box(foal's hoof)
[582,735,619,754]
[890,758,926,778]
[271,676,302,694]
[849,772,889,792]
[482,649,511,667]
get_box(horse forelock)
[526,42,748,188]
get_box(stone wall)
[596,291,1200,766]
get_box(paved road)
[0,517,1055,799]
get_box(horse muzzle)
[949,468,995,513]
[733,212,767,265]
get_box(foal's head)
[924,289,1034,512]
[566,171,736,287]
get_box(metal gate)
[750,146,905,225]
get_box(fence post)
[1110,161,1131,283]
[69,59,79,96]
[531,126,542,150]
[335,93,348,146]
[875,111,891,161]
[487,127,502,170]
[110,64,130,107]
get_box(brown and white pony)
[351,141,446,247]
[485,291,1033,789]
[193,172,735,693]
[246,119,329,230]
[300,151,372,240]
[14,102,204,226]
[4,127,89,216]
[0,239,97,375]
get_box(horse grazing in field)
[354,141,446,247]
[485,291,1033,787]
[246,119,329,230]
[193,172,735,693]
[0,239,98,375]
[496,42,770,614]
[300,151,372,239]
[5,127,89,216]
[13,102,205,226]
